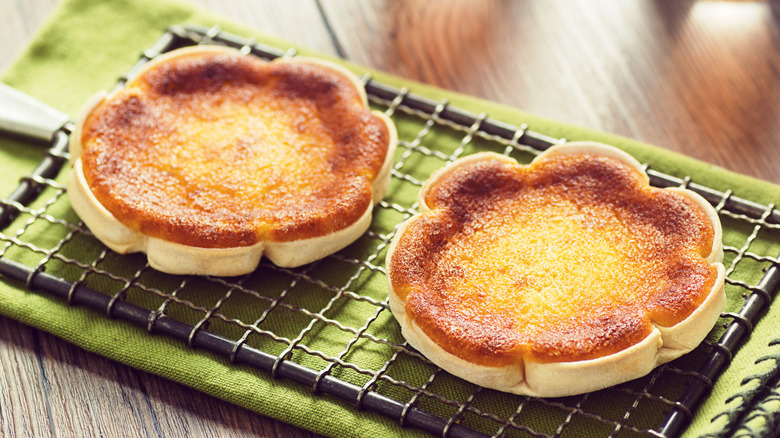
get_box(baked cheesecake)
[386,142,724,397]
[68,46,397,276]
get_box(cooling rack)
[1,24,779,438]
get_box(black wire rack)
[1,24,779,438]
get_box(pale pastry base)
[387,142,725,397]
[388,264,725,397]
[69,158,381,276]
[67,47,397,276]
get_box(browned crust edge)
[386,142,725,397]
[67,46,397,276]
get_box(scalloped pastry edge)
[387,141,725,397]
[67,46,397,276]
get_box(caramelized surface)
[79,50,391,248]
[389,153,717,365]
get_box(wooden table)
[2,0,779,436]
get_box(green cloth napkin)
[2,0,780,437]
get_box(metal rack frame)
[1,24,778,438]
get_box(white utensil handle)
[0,83,70,141]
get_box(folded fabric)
[1,0,779,437]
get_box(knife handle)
[0,83,70,142]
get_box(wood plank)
[320,0,780,185]
[0,317,52,437]
[194,0,339,56]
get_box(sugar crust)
[68,46,397,276]
[386,142,725,397]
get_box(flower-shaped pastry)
[68,46,396,276]
[386,142,724,397]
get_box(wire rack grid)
[0,24,779,438]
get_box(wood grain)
[320,0,780,185]
[1,0,780,437]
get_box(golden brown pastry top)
[387,150,718,366]
[78,48,392,248]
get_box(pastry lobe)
[67,46,397,276]
[386,142,724,397]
